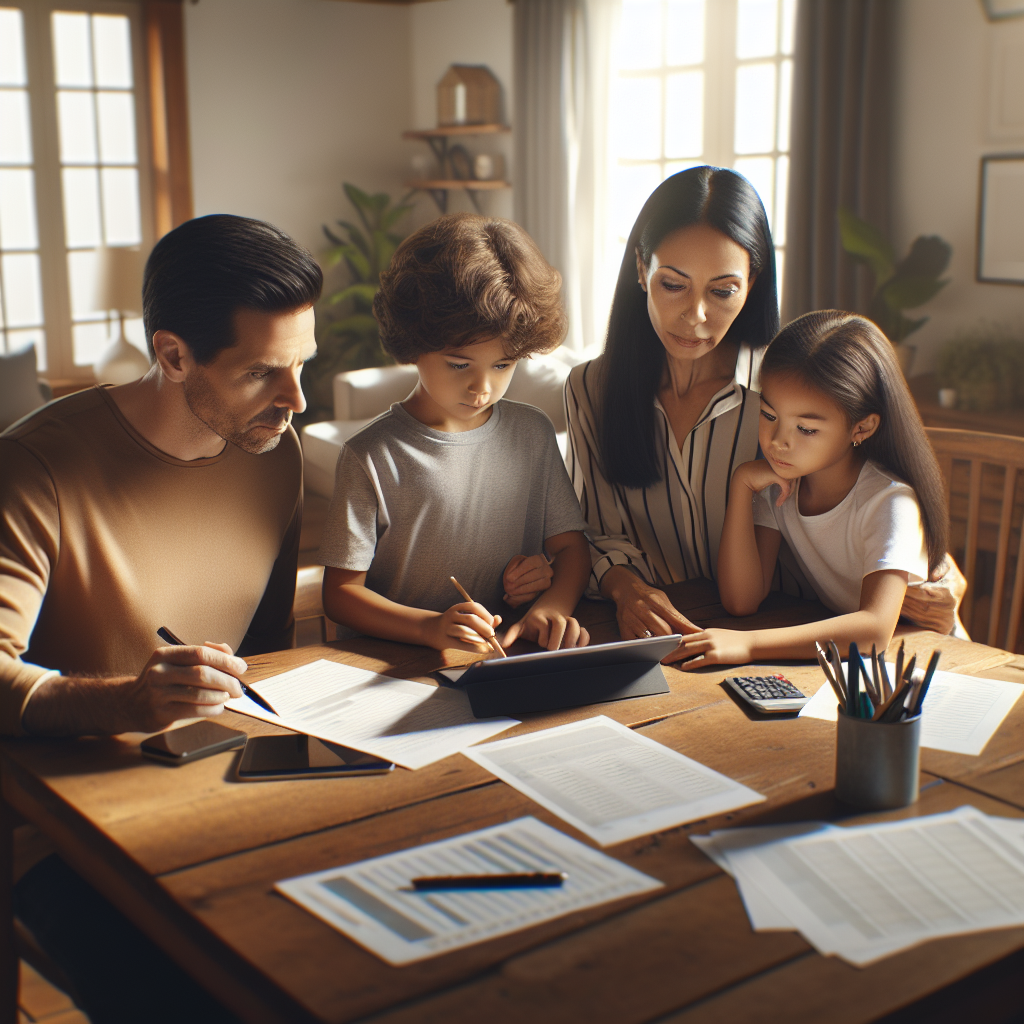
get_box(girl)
[679,310,949,665]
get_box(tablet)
[437,634,682,718]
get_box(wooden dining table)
[2,581,1023,1023]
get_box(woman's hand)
[502,609,590,651]
[661,628,754,667]
[421,602,503,653]
[732,459,794,507]
[899,555,968,635]
[600,565,698,640]
[502,553,554,608]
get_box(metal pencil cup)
[835,712,921,810]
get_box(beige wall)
[893,0,1024,373]
[184,0,412,257]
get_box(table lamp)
[92,246,150,385]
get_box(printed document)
[276,816,663,964]
[226,659,517,770]
[799,665,1022,755]
[717,806,1024,965]
[463,716,765,846]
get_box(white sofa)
[302,349,587,499]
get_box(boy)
[319,214,591,653]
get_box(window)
[1,1,153,381]
[609,0,796,303]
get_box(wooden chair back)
[925,428,1024,652]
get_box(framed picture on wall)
[977,155,1024,285]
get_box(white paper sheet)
[725,806,1024,965]
[226,659,517,770]
[463,716,765,846]
[276,815,663,964]
[798,665,1022,755]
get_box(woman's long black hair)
[597,166,778,489]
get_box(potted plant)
[838,208,952,374]
[936,327,1024,413]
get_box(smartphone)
[236,735,395,781]
[723,674,809,714]
[141,721,246,765]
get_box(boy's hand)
[661,628,753,668]
[502,609,590,651]
[422,601,503,653]
[733,460,795,508]
[502,554,554,607]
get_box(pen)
[449,577,507,658]
[847,643,862,717]
[156,627,278,716]
[410,872,567,890]
[815,641,846,706]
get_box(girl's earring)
[852,439,861,448]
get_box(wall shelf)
[403,124,511,212]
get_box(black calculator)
[723,674,809,714]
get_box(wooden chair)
[925,428,1024,652]
[294,565,328,646]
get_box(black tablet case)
[448,635,680,718]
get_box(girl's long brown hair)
[761,311,948,574]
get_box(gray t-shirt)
[318,399,587,615]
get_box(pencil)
[449,576,507,658]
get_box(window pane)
[664,159,702,179]
[774,154,789,247]
[666,0,704,66]
[0,169,38,249]
[2,251,43,326]
[73,318,110,366]
[0,9,26,86]
[92,15,132,89]
[734,63,776,154]
[775,248,785,311]
[611,162,662,241]
[734,156,775,231]
[124,315,147,356]
[780,0,797,55]
[97,91,136,163]
[6,327,46,369]
[57,90,97,164]
[100,167,140,244]
[777,58,792,152]
[665,70,703,158]
[62,166,101,247]
[53,12,93,88]
[737,0,778,59]
[617,0,663,70]
[0,89,32,164]
[67,248,98,317]
[613,77,662,160]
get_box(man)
[1,214,321,1021]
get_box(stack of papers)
[693,807,1024,965]
[799,665,1022,756]
[226,659,517,769]
[464,716,765,845]
[277,816,663,964]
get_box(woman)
[564,167,964,656]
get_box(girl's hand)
[502,609,590,651]
[601,566,698,639]
[662,628,754,667]
[899,554,967,635]
[733,460,795,507]
[422,602,502,653]
[502,554,554,608]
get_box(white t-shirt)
[751,460,928,614]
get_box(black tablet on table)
[436,634,683,718]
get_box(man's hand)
[124,642,248,732]
[600,566,698,640]
[899,555,968,635]
[661,628,754,668]
[421,601,503,653]
[502,609,589,651]
[733,459,794,507]
[502,554,554,608]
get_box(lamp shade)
[92,246,145,315]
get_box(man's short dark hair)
[143,214,323,363]
[373,214,567,363]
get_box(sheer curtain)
[514,0,619,354]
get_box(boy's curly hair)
[373,214,567,363]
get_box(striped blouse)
[564,349,765,595]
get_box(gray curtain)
[782,0,897,324]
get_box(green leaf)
[838,207,895,285]
[328,313,380,338]
[335,244,371,281]
[336,220,370,256]
[372,230,397,277]
[881,275,949,311]
[381,203,414,231]
[895,235,952,280]
[328,283,379,307]
[343,183,373,212]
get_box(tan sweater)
[0,386,302,735]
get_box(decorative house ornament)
[437,65,501,127]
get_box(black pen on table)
[156,626,278,715]
[410,872,567,891]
